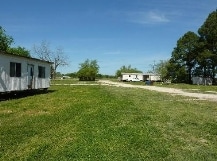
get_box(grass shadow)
[0,90,56,102]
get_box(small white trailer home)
[121,73,143,81]
[0,52,52,93]
[143,73,161,81]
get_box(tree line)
[155,10,217,84]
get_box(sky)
[1,0,217,75]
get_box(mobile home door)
[28,64,34,89]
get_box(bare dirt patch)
[98,80,217,102]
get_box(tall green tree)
[7,46,31,57]
[0,26,30,57]
[154,60,171,81]
[0,26,14,51]
[198,10,217,81]
[115,65,142,77]
[195,49,213,77]
[170,31,199,83]
[165,55,187,83]
[77,59,99,81]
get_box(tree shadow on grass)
[0,90,56,102]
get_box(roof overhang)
[0,51,53,64]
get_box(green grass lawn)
[1,83,217,160]
[155,82,217,93]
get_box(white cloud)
[148,11,170,23]
[127,11,170,25]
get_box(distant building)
[121,73,161,82]
[121,73,143,82]
[61,76,71,79]
[192,76,212,85]
[143,73,161,82]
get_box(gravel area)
[98,80,217,102]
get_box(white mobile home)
[0,52,52,93]
[121,73,143,81]
[143,73,161,81]
[121,73,161,82]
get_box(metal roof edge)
[0,51,53,64]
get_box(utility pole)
[152,60,156,73]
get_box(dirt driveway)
[98,80,217,102]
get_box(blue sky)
[1,0,217,75]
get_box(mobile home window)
[10,62,21,77]
[38,66,45,78]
